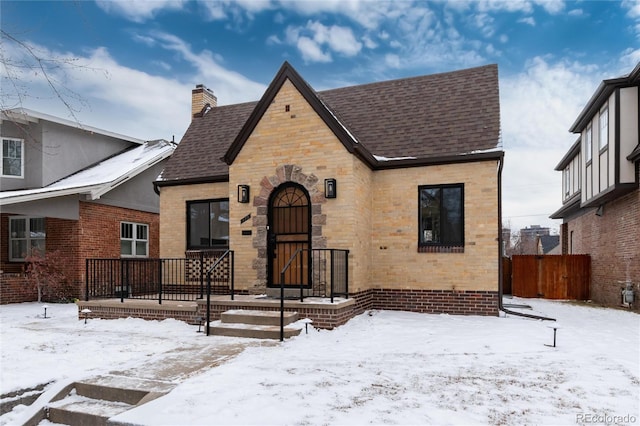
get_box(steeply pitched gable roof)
[157,62,502,185]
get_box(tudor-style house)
[551,62,639,310]
[0,108,175,303]
[155,62,504,318]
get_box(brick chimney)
[191,84,217,118]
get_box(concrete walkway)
[26,339,277,425]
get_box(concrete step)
[42,376,173,425]
[47,392,133,426]
[220,309,299,326]
[209,321,301,339]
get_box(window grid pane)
[2,139,23,177]
[120,222,148,257]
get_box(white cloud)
[568,8,584,17]
[1,32,268,141]
[518,16,536,26]
[283,21,362,63]
[620,48,640,70]
[362,35,378,49]
[95,0,188,23]
[307,22,362,56]
[533,0,565,14]
[474,12,496,37]
[296,37,332,63]
[384,53,401,68]
[499,56,605,232]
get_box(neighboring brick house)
[155,62,504,316]
[551,63,639,310]
[1,109,176,303]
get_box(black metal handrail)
[205,250,234,336]
[278,248,349,341]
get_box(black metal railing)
[279,248,349,341]
[280,248,349,303]
[85,251,232,303]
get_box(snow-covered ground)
[1,299,638,425]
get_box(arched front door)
[267,183,311,288]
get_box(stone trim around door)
[250,164,327,292]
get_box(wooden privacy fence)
[509,255,590,300]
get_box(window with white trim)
[120,222,149,257]
[564,166,570,197]
[599,107,608,150]
[585,125,592,163]
[2,138,24,178]
[9,217,46,261]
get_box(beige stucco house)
[155,62,504,318]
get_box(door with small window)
[267,183,311,288]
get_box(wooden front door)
[268,183,311,288]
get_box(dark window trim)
[186,198,230,250]
[417,183,465,253]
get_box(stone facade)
[159,78,501,316]
[563,188,640,311]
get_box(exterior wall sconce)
[324,178,337,199]
[238,185,250,203]
[595,205,604,216]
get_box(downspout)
[497,155,556,321]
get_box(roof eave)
[1,108,145,144]
[154,175,230,188]
[371,150,504,170]
[555,137,582,170]
[569,66,640,133]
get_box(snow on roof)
[373,155,418,161]
[0,140,175,205]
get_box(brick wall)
[565,188,639,310]
[369,289,499,316]
[0,274,38,304]
[0,203,160,303]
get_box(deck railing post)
[230,251,235,300]
[158,259,163,305]
[206,272,211,336]
[300,251,304,302]
[199,251,204,299]
[280,270,285,342]
[85,259,89,301]
[345,250,349,297]
[330,250,335,303]
[121,260,126,303]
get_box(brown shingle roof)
[157,63,502,185]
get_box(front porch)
[77,294,357,330]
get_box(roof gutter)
[497,154,556,322]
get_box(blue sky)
[2,0,639,233]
